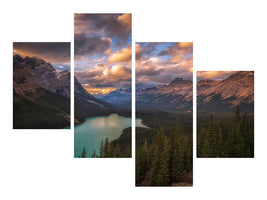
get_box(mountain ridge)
[197,71,254,112]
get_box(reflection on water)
[74,113,146,158]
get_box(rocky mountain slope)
[13,54,71,129]
[136,78,193,111]
[197,71,254,112]
[13,54,70,97]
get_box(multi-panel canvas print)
[197,71,254,158]
[135,42,193,186]
[13,42,71,129]
[74,14,132,158]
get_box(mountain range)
[14,55,253,128]
[197,71,254,112]
[136,78,193,111]
[97,88,132,108]
[136,71,254,113]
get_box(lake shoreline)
[74,113,145,158]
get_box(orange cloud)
[107,46,132,63]
[118,14,132,30]
[75,63,131,87]
[170,54,184,63]
[197,71,234,80]
[82,84,117,95]
[178,42,193,48]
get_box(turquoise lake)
[74,113,147,158]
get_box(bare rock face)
[13,55,40,95]
[13,54,70,97]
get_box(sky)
[74,13,132,95]
[136,42,193,88]
[197,71,235,81]
[13,42,70,71]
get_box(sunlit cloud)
[136,42,193,88]
[13,42,70,64]
[82,84,117,95]
[74,14,132,93]
[107,45,132,63]
[197,71,235,81]
[75,63,131,89]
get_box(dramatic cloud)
[136,42,193,88]
[158,42,193,59]
[74,14,132,94]
[197,71,235,81]
[13,42,70,64]
[75,63,131,89]
[75,13,131,41]
[74,34,112,57]
[107,45,132,63]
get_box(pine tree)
[151,125,165,186]
[136,140,149,184]
[217,128,224,157]
[91,150,97,158]
[81,147,86,158]
[109,142,114,157]
[100,139,104,158]
[170,119,185,182]
[208,113,217,157]
[104,138,109,157]
[114,142,122,157]
[157,136,170,186]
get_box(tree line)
[136,119,193,186]
[79,138,131,158]
[197,106,254,157]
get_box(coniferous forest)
[135,110,193,186]
[197,106,254,158]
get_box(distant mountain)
[98,88,131,108]
[13,54,70,129]
[197,71,254,112]
[136,77,193,111]
[74,77,131,125]
[74,77,112,108]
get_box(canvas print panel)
[13,42,70,129]
[74,14,132,158]
[135,42,193,186]
[197,71,254,158]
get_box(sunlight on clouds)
[107,46,132,63]
[197,71,234,80]
[82,84,117,95]
[178,42,193,48]
[117,14,132,30]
